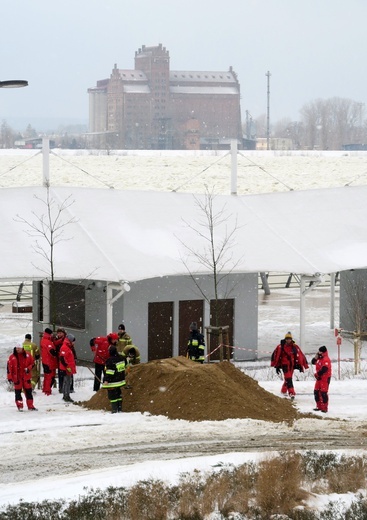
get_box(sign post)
[335,328,342,380]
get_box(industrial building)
[88,44,243,150]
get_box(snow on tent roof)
[1,185,367,283]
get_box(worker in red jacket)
[52,327,67,393]
[59,334,77,403]
[40,327,58,395]
[90,332,119,391]
[271,331,309,399]
[312,345,332,413]
[7,344,37,411]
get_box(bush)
[302,450,339,481]
[1,452,367,519]
[128,479,173,520]
[254,452,307,517]
[326,455,367,494]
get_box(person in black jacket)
[102,345,126,413]
[186,322,205,364]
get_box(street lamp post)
[0,80,28,88]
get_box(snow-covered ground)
[1,149,367,194]
[1,150,367,514]
[1,286,367,515]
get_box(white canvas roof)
[1,185,367,283]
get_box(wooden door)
[208,299,234,361]
[178,300,204,356]
[148,301,173,361]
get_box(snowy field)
[1,149,367,195]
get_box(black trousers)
[94,363,104,391]
[107,387,122,412]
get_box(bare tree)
[254,113,268,138]
[340,271,367,374]
[178,186,242,360]
[0,120,15,149]
[14,187,78,329]
[300,97,363,150]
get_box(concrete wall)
[33,272,258,363]
[33,280,108,361]
[114,273,258,363]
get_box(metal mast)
[266,71,271,150]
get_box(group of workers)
[271,331,332,413]
[89,323,140,413]
[7,322,332,415]
[186,323,332,413]
[7,327,78,411]
[6,322,140,414]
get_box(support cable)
[171,152,230,192]
[238,152,294,191]
[0,151,42,181]
[344,170,367,187]
[50,151,115,189]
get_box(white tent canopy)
[1,185,367,282]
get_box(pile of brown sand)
[83,356,302,423]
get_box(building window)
[37,281,86,330]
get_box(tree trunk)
[354,335,361,375]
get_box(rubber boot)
[117,402,122,413]
[26,399,37,410]
[111,402,118,414]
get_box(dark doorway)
[148,301,173,360]
[208,299,234,361]
[178,300,204,356]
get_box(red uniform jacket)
[314,352,332,382]
[53,335,65,354]
[8,350,34,387]
[40,331,58,370]
[59,338,77,375]
[271,341,309,372]
[90,336,110,365]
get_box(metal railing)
[258,272,339,290]
[1,275,339,303]
[0,281,33,304]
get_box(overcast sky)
[1,0,367,129]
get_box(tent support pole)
[300,274,322,349]
[42,138,50,187]
[330,272,335,330]
[230,139,237,195]
[106,281,130,333]
[260,272,270,295]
